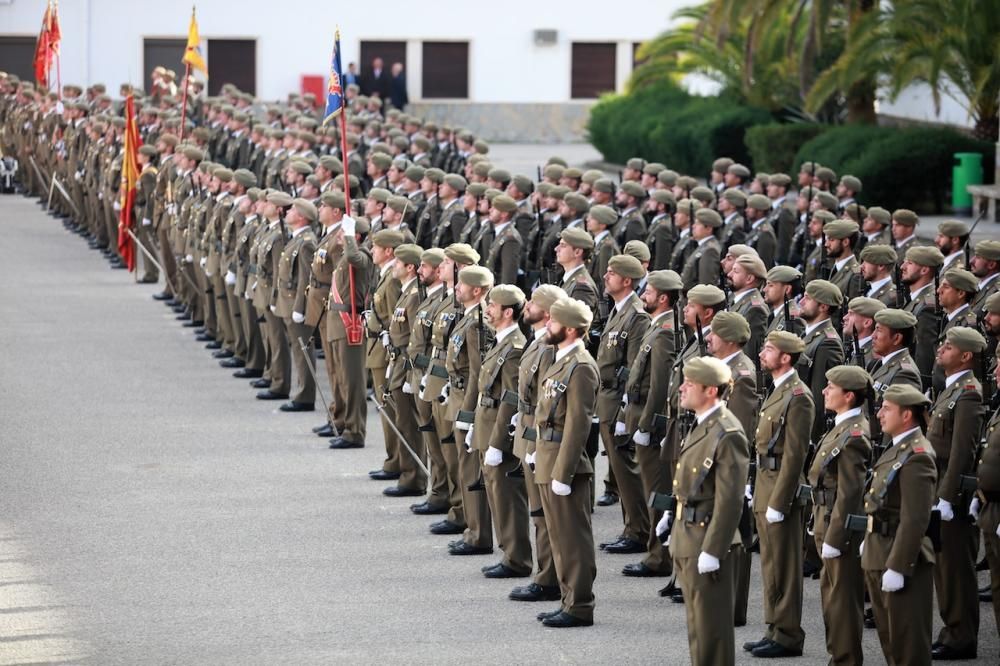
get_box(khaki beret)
[564,192,590,213]
[592,178,615,194]
[747,194,771,211]
[769,173,791,187]
[626,157,646,171]
[735,254,768,279]
[826,365,871,391]
[458,265,494,289]
[421,247,446,267]
[815,191,839,210]
[544,164,566,180]
[767,265,802,284]
[368,187,391,204]
[473,139,490,154]
[266,191,293,207]
[892,209,918,226]
[138,145,157,158]
[191,127,211,141]
[492,194,518,214]
[676,199,702,215]
[608,255,646,280]
[560,227,595,250]
[489,284,526,307]
[386,195,411,214]
[620,181,647,199]
[726,244,758,260]
[712,157,734,173]
[647,270,683,292]
[548,185,571,200]
[394,243,423,266]
[445,243,480,265]
[727,163,751,179]
[974,240,1000,261]
[404,165,425,182]
[530,284,568,310]
[938,219,970,237]
[985,292,1000,314]
[651,189,676,208]
[182,146,204,161]
[159,133,179,147]
[422,167,445,185]
[550,296,593,330]
[813,210,836,225]
[687,284,727,306]
[695,208,723,228]
[805,279,843,307]
[711,311,751,344]
[860,244,897,265]
[815,166,837,183]
[946,326,987,353]
[563,167,583,180]
[683,356,732,386]
[369,152,392,170]
[546,156,568,167]
[589,205,618,227]
[874,308,917,330]
[289,161,312,176]
[883,384,930,407]
[676,176,698,191]
[233,169,256,188]
[581,169,603,185]
[755,173,770,186]
[643,162,666,176]
[722,188,747,206]
[247,187,264,202]
[904,246,944,267]
[848,297,886,318]
[292,198,318,222]
[320,191,346,209]
[444,174,467,192]
[623,240,651,263]
[942,268,978,294]
[372,229,404,248]
[488,168,511,184]
[466,183,488,198]
[319,155,343,173]
[657,169,678,187]
[690,186,716,206]
[767,330,806,354]
[412,136,431,151]
[839,175,862,193]
[825,219,860,239]
[213,167,233,183]
[512,174,534,194]
[866,206,891,226]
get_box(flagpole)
[179,61,191,141]
[53,0,61,98]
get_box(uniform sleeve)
[824,435,871,550]
[294,240,315,315]
[939,391,984,504]
[771,392,814,512]
[462,324,484,415]
[886,454,937,574]
[757,230,777,268]
[638,331,673,432]
[500,238,520,286]
[702,430,750,558]
[489,347,523,452]
[726,374,758,445]
[698,246,720,285]
[551,363,599,485]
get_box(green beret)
[676,199,702,215]
[233,169,256,188]
[690,186,716,206]
[292,198,318,222]
[581,169,603,185]
[368,187,391,204]
[826,365,871,391]
[421,248,446,267]
[387,195,412,214]
[319,155,344,174]
[392,136,409,151]
[904,246,944,268]
[563,193,590,214]
[711,311,751,344]
[647,270,683,292]
[488,167,511,184]
[695,208,723,228]
[712,157,734,173]
[560,227,594,250]
[492,194,518,214]
[892,209,918,226]
[735,254,767,279]
[489,284,526,307]
[138,145,158,158]
[589,205,618,227]
[657,169,678,186]
[549,185,571,200]
[563,167,583,179]
[805,279,843,307]
[747,194,771,211]
[882,384,930,407]
[722,188,747,206]
[874,308,917,330]
[946,326,987,353]
[847,297,886,318]
[626,157,646,171]
[544,164,566,180]
[320,191,346,209]
[483,188,502,202]
[727,163,751,179]
[840,175,862,193]
[767,330,805,353]
[985,292,1000,314]
[444,174,467,192]
[466,182,488,198]
[643,162,666,176]
[592,178,615,194]
[938,219,970,237]
[289,160,312,176]
[424,167,445,184]
[458,265,494,289]
[182,146,204,161]
[608,255,646,280]
[550,296,593,330]
[860,244,897,265]
[866,206,890,226]
[529,284,568,310]
[213,167,233,183]
[687,284,727,306]
[404,165,425,182]
[159,133,179,147]
[512,174,534,194]
[942,268,978,294]
[623,240,651,262]
[369,152,392,170]
[975,240,1000,261]
[620,181,646,199]
[769,173,791,188]
[683,356,732,386]
[813,210,836,225]
[445,243,480,266]
[726,244,758,260]
[247,187,263,202]
[815,166,837,183]
[676,176,698,191]
[394,243,423,266]
[825,219,859,239]
[473,139,490,154]
[372,229,404,248]
[267,191,293,207]
[814,191,838,210]
[755,173,770,186]
[651,189,676,208]
[413,136,431,151]
[546,156,568,168]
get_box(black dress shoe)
[176,312,192,321]
[510,583,561,602]
[931,644,977,660]
[152,292,173,301]
[172,304,187,313]
[314,424,336,437]
[536,608,562,621]
[279,401,314,412]
[483,563,530,579]
[670,589,684,604]
[195,333,213,342]
[863,606,876,629]
[137,276,158,284]
[383,486,424,497]
[802,560,821,579]
[410,501,448,515]
[657,578,679,597]
[596,493,619,507]
[250,378,272,388]
[328,437,364,449]
[743,637,771,653]
[979,584,992,603]
[212,349,235,359]
[602,537,645,554]
[219,358,245,368]
[429,520,465,535]
[369,469,401,481]
[256,390,289,400]
[541,611,592,628]
[233,369,264,379]
[205,340,223,350]
[751,640,802,658]
[599,535,626,550]
[165,299,180,307]
[622,563,669,577]
[448,542,493,556]
[182,320,204,328]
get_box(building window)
[571,42,616,99]
[143,38,186,94]
[207,39,256,95]
[0,36,38,83]
[422,41,469,99]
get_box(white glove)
[525,451,536,466]
[168,203,177,215]
[113,200,121,212]
[464,425,474,448]
[200,257,207,268]
[551,479,572,496]
[185,254,194,263]
[655,511,674,537]
[697,551,720,574]
[381,331,390,348]
[510,412,519,429]
[98,191,104,200]
[74,170,82,182]
[269,305,277,313]
[55,101,64,114]
[614,421,627,437]
[881,569,905,592]
[745,484,753,502]
[225,270,237,286]
[141,217,152,227]
[765,507,784,524]
[996,523,999,538]
[622,394,629,406]
[292,311,305,324]
[821,543,841,559]
[969,497,981,521]
[484,446,503,467]
[440,383,450,402]
[935,498,954,522]
[341,215,356,236]
[859,540,865,557]
[633,430,650,446]
[402,381,413,394]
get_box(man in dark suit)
[362,57,390,100]
[390,62,409,111]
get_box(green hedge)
[793,126,996,212]
[587,82,772,175]
[745,124,827,173]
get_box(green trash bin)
[953,152,983,215]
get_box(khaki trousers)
[539,473,596,622]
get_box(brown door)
[0,36,38,82]
[359,40,406,97]
[422,42,469,99]
[571,42,616,99]
[207,39,256,95]
[143,38,186,93]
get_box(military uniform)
[680,236,721,292]
[276,226,318,405]
[589,232,619,294]
[561,265,599,312]
[308,223,343,423]
[386,275,427,492]
[746,219,777,269]
[484,223,523,287]
[828,254,864,302]
[234,211,267,374]
[796,320,844,443]
[366,261,403,471]
[257,220,290,396]
[731,289,768,368]
[976,401,1000,637]
[903,283,941,383]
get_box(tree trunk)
[845,0,877,124]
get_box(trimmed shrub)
[745,123,827,173]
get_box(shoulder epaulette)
[792,387,806,396]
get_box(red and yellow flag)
[117,94,141,272]
[182,7,208,76]
[33,1,61,89]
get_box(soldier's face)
[604,270,628,297]
[900,260,920,284]
[984,312,1000,335]
[680,379,711,411]
[545,321,568,345]
[872,323,898,356]
[860,261,879,281]
[936,281,962,310]
[878,401,907,436]
[808,219,824,238]
[372,245,392,265]
[799,294,819,320]
[418,262,439,285]
[485,300,505,327]
[640,285,663,313]
[522,302,545,326]
[391,261,411,282]
[759,342,787,372]
[935,341,968,373]
[891,221,913,241]
[729,263,753,291]
[706,331,721,355]
[823,382,849,412]
[683,302,706,329]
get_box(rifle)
[894,262,908,308]
[782,292,792,331]
[933,267,943,343]
[819,229,829,280]
[964,208,987,268]
[536,165,542,183]
[694,314,707,356]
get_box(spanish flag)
[182,7,208,76]
[117,94,141,272]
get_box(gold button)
[691,467,697,473]
[673,480,678,486]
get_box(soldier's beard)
[546,328,567,345]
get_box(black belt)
[310,278,331,288]
[868,516,899,536]
[538,424,562,443]
[680,503,712,525]
[812,488,835,507]
[519,401,535,415]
